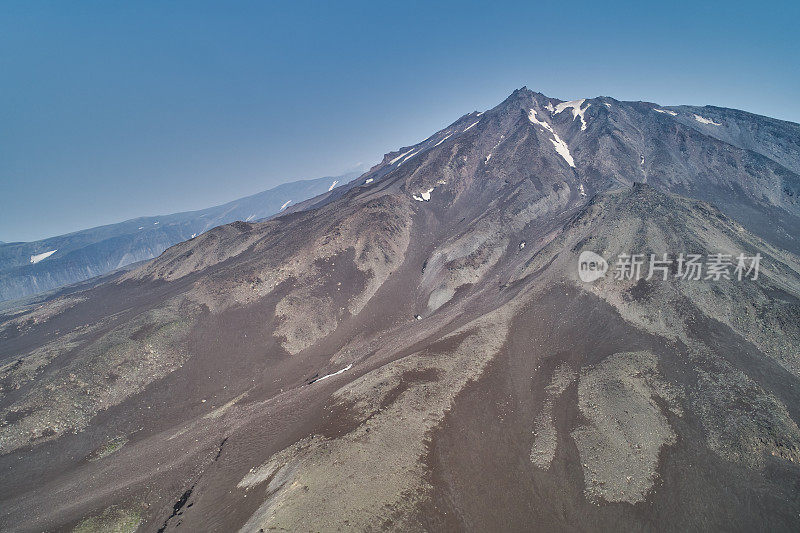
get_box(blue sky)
[1,0,798,242]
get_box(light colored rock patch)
[427,287,456,311]
[238,308,512,531]
[274,294,338,355]
[546,363,577,395]
[127,197,413,359]
[530,363,576,468]
[123,222,262,283]
[239,459,296,491]
[427,243,506,312]
[422,181,570,314]
[554,188,800,378]
[267,197,413,352]
[571,351,682,504]
[695,364,800,468]
[1,300,100,402]
[508,182,572,232]
[0,337,81,401]
[0,299,197,454]
[422,219,507,312]
[530,406,558,468]
[237,462,299,532]
[204,392,248,420]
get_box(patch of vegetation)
[89,436,128,461]
[73,506,141,533]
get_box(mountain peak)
[496,87,564,116]
[4,87,800,533]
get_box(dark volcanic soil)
[422,284,800,532]
[2,88,800,532]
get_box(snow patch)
[191,233,197,239]
[549,135,575,168]
[545,102,555,113]
[397,150,419,166]
[693,113,721,126]
[554,99,590,131]
[527,109,575,167]
[389,148,415,165]
[30,250,57,264]
[280,200,292,211]
[579,184,586,197]
[654,108,677,116]
[528,108,553,131]
[154,221,159,225]
[328,180,338,191]
[365,178,373,184]
[138,227,143,230]
[604,102,611,108]
[412,187,435,202]
[463,120,480,132]
[313,363,352,383]
[485,153,492,162]
[434,133,452,147]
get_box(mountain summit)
[2,89,799,531]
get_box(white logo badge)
[578,251,608,282]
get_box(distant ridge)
[0,172,360,302]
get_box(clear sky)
[1,0,798,242]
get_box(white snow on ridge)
[328,180,338,191]
[545,102,555,113]
[434,133,452,147]
[693,113,721,126]
[463,120,480,132]
[398,150,419,166]
[389,148,415,165]
[528,108,554,132]
[527,109,575,167]
[365,178,374,184]
[280,200,292,210]
[654,108,678,116]
[315,363,353,383]
[604,102,611,108]
[30,249,57,264]
[554,99,590,131]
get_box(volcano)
[1,88,799,532]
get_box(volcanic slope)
[1,88,799,532]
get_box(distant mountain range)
[0,172,359,302]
